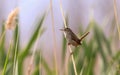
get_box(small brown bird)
[60,28,89,47]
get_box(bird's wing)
[71,31,80,44]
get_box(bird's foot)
[70,51,74,55]
[80,42,82,45]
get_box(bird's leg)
[68,43,74,55]
[70,51,74,55]
[68,43,71,45]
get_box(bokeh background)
[0,0,120,75]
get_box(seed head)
[5,7,19,30]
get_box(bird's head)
[60,28,71,33]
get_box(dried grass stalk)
[113,0,120,39]
[50,0,58,74]
[58,0,78,75]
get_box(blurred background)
[0,0,120,75]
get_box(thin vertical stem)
[58,0,78,75]
[39,50,42,75]
[113,0,120,40]
[13,31,19,75]
[59,0,67,28]
[68,46,78,75]
[50,0,58,75]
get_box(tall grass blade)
[94,25,108,70]
[2,40,13,75]
[61,36,67,65]
[13,24,19,75]
[0,24,6,69]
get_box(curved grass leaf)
[94,25,108,70]
[0,25,6,69]
[2,41,12,75]
[18,13,46,75]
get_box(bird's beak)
[59,29,64,31]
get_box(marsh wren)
[60,28,89,47]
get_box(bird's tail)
[79,32,90,42]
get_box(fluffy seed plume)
[5,7,19,30]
